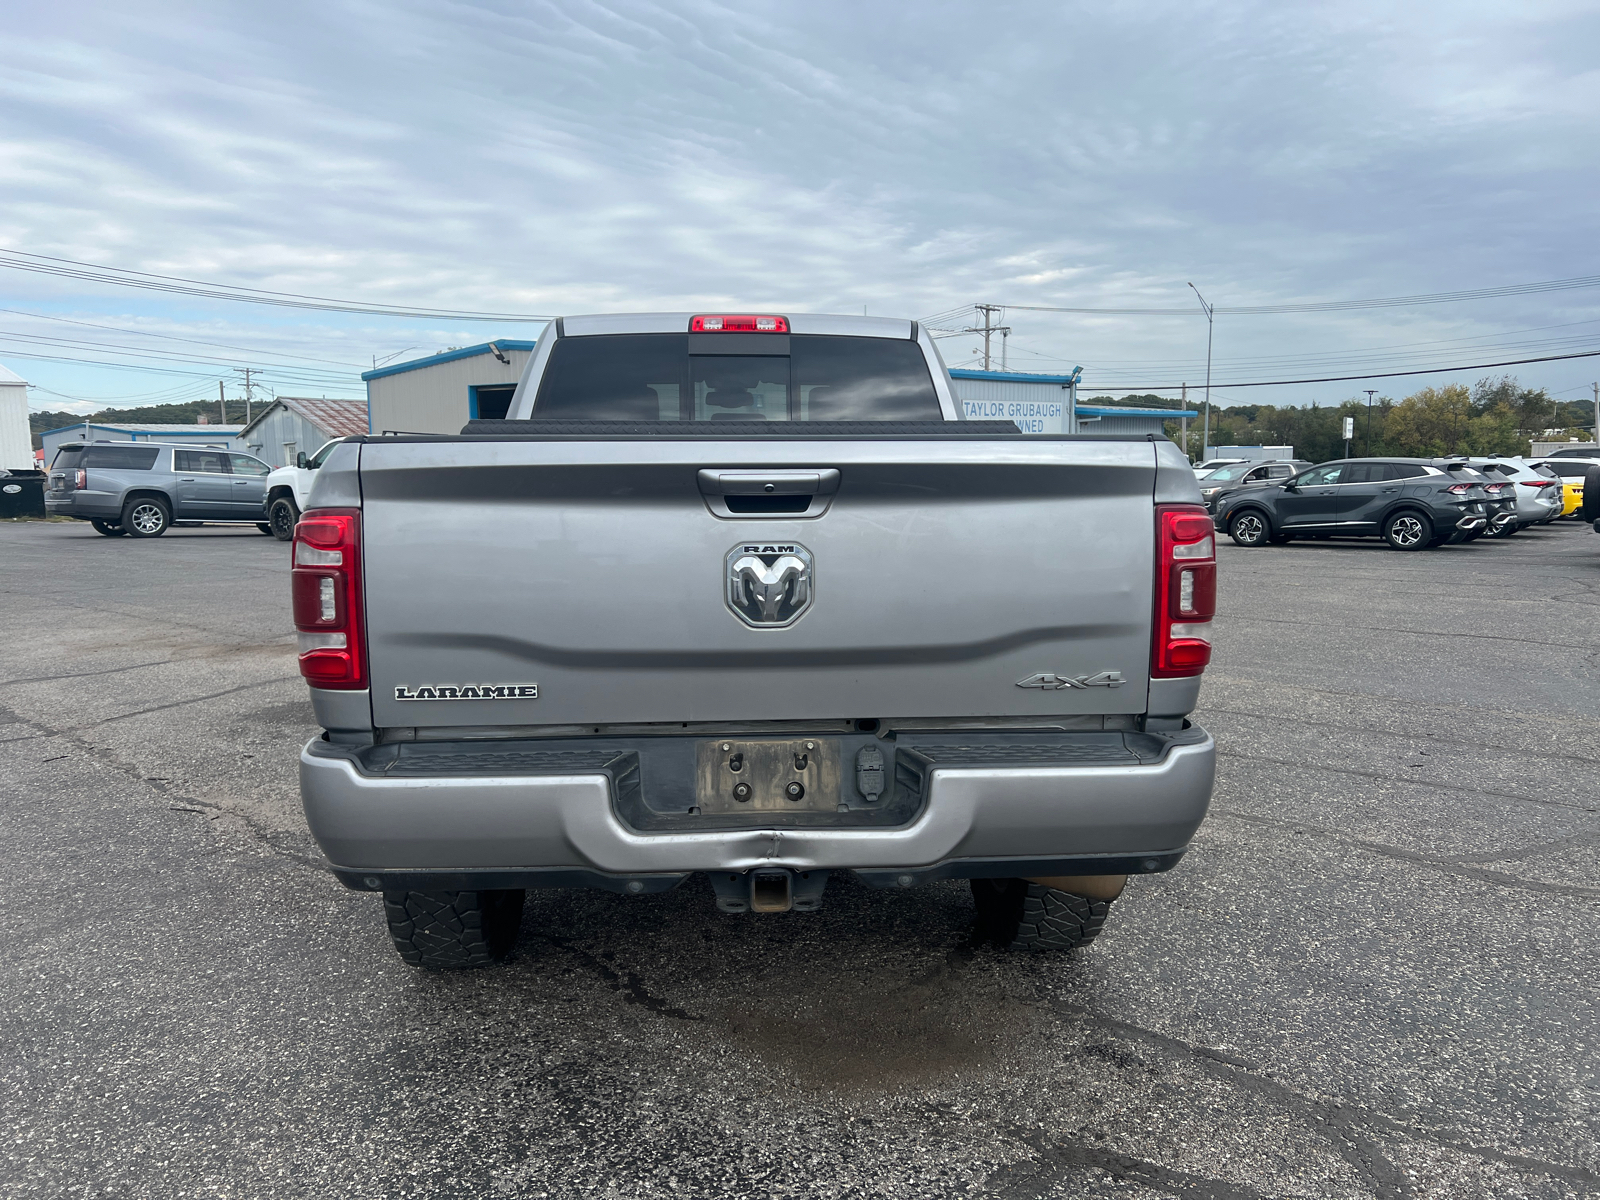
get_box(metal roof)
[37,422,247,437]
[949,368,1083,384]
[239,397,368,439]
[1077,405,1199,418]
[361,340,539,382]
[0,363,26,385]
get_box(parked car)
[1197,459,1311,515]
[1193,457,1248,478]
[1528,457,1598,518]
[45,441,275,537]
[1460,457,1564,530]
[1544,445,1600,458]
[291,310,1218,969]
[1212,457,1489,550]
[263,438,343,540]
[1582,464,1600,532]
[1441,463,1515,539]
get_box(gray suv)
[1212,457,1490,550]
[45,442,274,538]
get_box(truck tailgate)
[358,437,1158,727]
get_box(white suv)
[264,439,341,540]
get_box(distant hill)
[1081,393,1184,409]
[29,399,259,448]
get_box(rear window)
[530,333,943,421]
[51,446,84,470]
[1544,460,1594,477]
[69,445,160,470]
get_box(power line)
[0,307,368,368]
[1077,348,1600,393]
[0,248,556,323]
[993,273,1600,317]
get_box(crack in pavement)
[2,708,327,874]
[532,936,702,1021]
[1213,809,1600,901]
[1215,749,1598,814]
[985,1126,1275,1200]
[78,675,296,728]
[1199,705,1600,768]
[1033,1001,1600,1198]
[1222,612,1600,653]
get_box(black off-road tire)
[1383,510,1432,551]
[971,879,1112,952]
[1228,510,1270,547]
[121,496,171,538]
[90,519,125,537]
[382,889,525,969]
[268,496,299,541]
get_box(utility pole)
[1181,383,1189,461]
[218,380,226,424]
[1364,390,1378,454]
[1593,382,1598,448]
[233,367,257,425]
[963,305,1010,370]
[1188,284,1214,462]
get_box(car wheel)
[90,519,125,537]
[971,878,1112,952]
[268,496,299,542]
[121,497,171,538]
[382,889,525,969]
[1384,510,1432,550]
[1228,511,1269,547]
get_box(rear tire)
[1383,510,1431,550]
[268,496,299,542]
[121,496,170,538]
[1228,510,1269,547]
[91,519,125,537]
[382,889,525,969]
[971,879,1112,952]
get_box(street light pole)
[1188,283,1214,462]
[1363,390,1377,454]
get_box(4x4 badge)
[1016,671,1126,690]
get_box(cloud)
[1,0,1598,404]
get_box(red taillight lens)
[689,314,790,333]
[291,508,365,690]
[1153,505,1216,678]
[1519,480,1552,488]
[74,469,86,489]
[1446,483,1471,495]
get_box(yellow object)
[1561,482,1584,516]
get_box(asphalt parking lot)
[2,518,1597,1200]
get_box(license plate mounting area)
[694,738,841,813]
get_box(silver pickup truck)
[293,313,1217,968]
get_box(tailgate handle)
[698,469,840,520]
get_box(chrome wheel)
[1229,512,1266,546]
[1387,514,1426,549]
[124,500,169,537]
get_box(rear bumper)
[300,730,1216,885]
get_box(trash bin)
[0,470,46,519]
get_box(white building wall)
[241,407,336,468]
[951,377,1075,433]
[0,382,30,470]
[367,348,534,435]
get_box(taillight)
[1445,483,1471,495]
[291,508,366,690]
[1153,505,1216,678]
[1519,480,1553,488]
[74,469,86,489]
[689,314,789,333]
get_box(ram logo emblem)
[726,542,814,627]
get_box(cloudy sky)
[4,0,1600,416]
